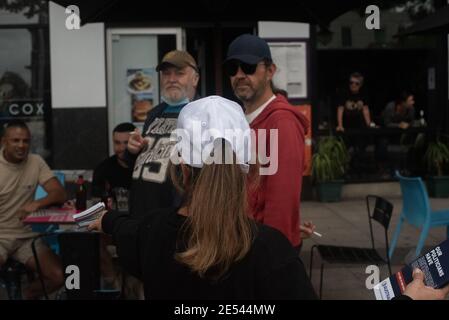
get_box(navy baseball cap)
[224,34,272,65]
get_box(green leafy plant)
[312,136,349,183]
[424,140,449,177]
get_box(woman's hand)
[87,210,108,232]
[403,268,449,300]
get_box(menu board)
[268,42,308,99]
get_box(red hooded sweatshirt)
[248,94,309,247]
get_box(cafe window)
[0,0,51,160]
[315,0,438,131]
[313,0,440,181]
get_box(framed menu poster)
[268,41,308,99]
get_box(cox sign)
[7,101,44,117]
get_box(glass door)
[106,28,183,154]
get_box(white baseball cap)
[174,95,251,172]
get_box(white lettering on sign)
[7,103,45,116]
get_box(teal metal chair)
[33,171,66,253]
[0,172,66,299]
[0,259,34,299]
[389,171,449,259]
[34,171,65,200]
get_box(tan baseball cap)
[156,50,198,72]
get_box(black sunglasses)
[225,61,263,77]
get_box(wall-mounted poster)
[268,42,307,99]
[127,68,155,122]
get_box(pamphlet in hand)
[373,239,449,300]
[73,202,106,228]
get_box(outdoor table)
[23,206,101,299]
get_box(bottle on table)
[75,175,87,211]
[101,181,115,211]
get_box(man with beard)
[224,34,314,253]
[92,122,136,200]
[0,120,65,299]
[126,50,199,218]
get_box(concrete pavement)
[300,197,448,300]
[1,196,447,300]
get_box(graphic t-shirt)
[130,104,183,218]
[337,91,370,129]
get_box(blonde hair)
[170,140,255,280]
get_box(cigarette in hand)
[313,231,322,237]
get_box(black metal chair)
[0,259,34,300]
[309,195,393,299]
[32,231,121,300]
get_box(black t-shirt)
[92,155,133,197]
[337,91,370,129]
[102,207,318,300]
[383,101,415,127]
[129,103,184,219]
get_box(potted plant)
[312,136,349,202]
[424,138,449,198]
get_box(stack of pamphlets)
[73,202,106,228]
[374,239,449,300]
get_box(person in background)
[92,122,136,205]
[382,91,416,129]
[336,72,375,132]
[224,34,314,253]
[89,96,318,299]
[91,122,136,291]
[375,91,419,178]
[0,120,65,299]
[335,72,376,177]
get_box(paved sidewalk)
[300,197,448,300]
[2,197,447,300]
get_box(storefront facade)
[1,0,448,184]
[46,1,312,171]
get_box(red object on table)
[23,208,77,224]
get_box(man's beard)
[233,81,255,102]
[162,95,188,105]
[161,87,190,105]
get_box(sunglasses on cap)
[225,61,266,77]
